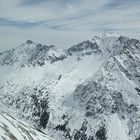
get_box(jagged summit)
[26,39,34,44]
[25,40,55,49]
[0,40,66,66]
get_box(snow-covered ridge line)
[0,33,120,67]
[0,33,139,68]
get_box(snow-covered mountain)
[0,33,140,140]
[0,40,67,67]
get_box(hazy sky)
[0,0,140,52]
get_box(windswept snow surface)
[0,111,53,140]
[107,114,131,140]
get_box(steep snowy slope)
[0,111,53,140]
[71,36,140,140]
[0,33,140,140]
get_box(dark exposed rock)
[67,41,101,56]
[26,40,33,44]
[40,111,50,129]
[136,135,140,140]
[36,44,42,48]
[55,124,67,132]
[135,87,140,95]
[58,75,62,80]
[85,111,94,117]
[88,136,95,140]
[95,126,106,140]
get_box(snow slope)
[107,114,129,140]
[0,111,53,140]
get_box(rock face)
[0,33,140,140]
[67,40,101,56]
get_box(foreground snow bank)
[0,111,54,140]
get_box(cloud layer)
[0,0,140,51]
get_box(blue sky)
[0,0,140,51]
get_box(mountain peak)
[0,40,66,66]
[26,40,34,44]
[67,40,101,56]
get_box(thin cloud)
[21,0,76,6]
[0,18,46,28]
[105,0,140,9]
[21,0,47,5]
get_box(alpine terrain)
[0,33,140,140]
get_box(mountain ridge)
[0,33,122,67]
